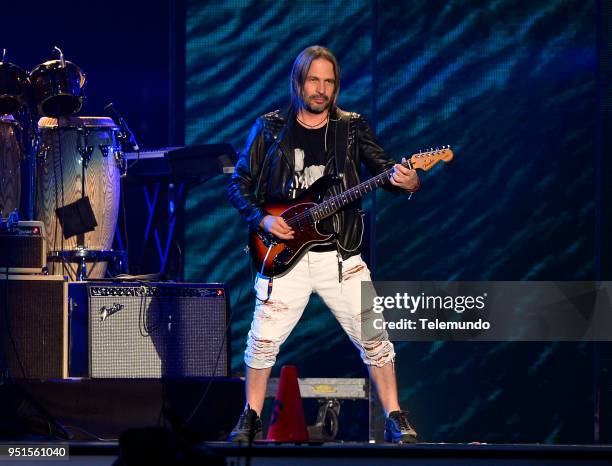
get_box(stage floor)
[2,378,611,464]
[1,440,611,465]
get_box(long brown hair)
[289,45,340,114]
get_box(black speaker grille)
[87,283,228,378]
[0,276,66,378]
[0,234,44,270]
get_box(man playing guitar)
[227,45,420,443]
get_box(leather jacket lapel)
[277,122,295,173]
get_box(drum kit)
[0,46,125,280]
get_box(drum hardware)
[47,247,127,281]
[37,144,50,163]
[53,46,65,68]
[76,128,94,166]
[98,144,111,158]
[77,144,94,166]
[115,150,125,172]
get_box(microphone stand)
[104,102,139,152]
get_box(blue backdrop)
[183,0,602,443]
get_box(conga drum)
[36,116,121,278]
[0,116,22,216]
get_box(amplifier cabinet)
[0,221,46,273]
[69,282,230,378]
[0,274,67,378]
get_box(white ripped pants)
[244,250,395,369]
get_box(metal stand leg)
[77,256,87,281]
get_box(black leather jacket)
[227,107,410,260]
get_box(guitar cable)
[181,264,247,424]
[254,245,274,304]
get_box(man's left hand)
[390,158,420,192]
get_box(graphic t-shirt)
[289,121,337,249]
[289,122,331,199]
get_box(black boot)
[228,407,262,443]
[384,410,418,444]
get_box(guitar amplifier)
[0,221,46,273]
[69,282,230,378]
[0,274,68,378]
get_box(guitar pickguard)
[273,246,295,269]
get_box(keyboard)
[124,144,236,179]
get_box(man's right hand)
[260,215,295,240]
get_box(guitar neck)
[310,164,398,222]
[308,146,452,222]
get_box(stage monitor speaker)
[69,282,230,378]
[0,275,67,378]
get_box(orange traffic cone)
[266,365,309,442]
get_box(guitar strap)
[330,110,351,282]
[332,110,350,184]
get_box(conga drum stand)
[47,248,127,281]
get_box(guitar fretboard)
[309,163,402,222]
[285,146,452,228]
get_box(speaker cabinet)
[69,282,230,378]
[0,221,46,273]
[0,275,67,378]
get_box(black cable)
[51,130,60,269]
[87,256,99,279]
[183,279,243,426]
[175,241,184,282]
[1,254,70,440]
[138,282,164,337]
[60,256,76,281]
[119,161,131,273]
[58,128,66,276]
[1,237,27,379]
[114,143,136,277]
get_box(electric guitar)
[249,147,453,277]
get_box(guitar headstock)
[406,146,453,171]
